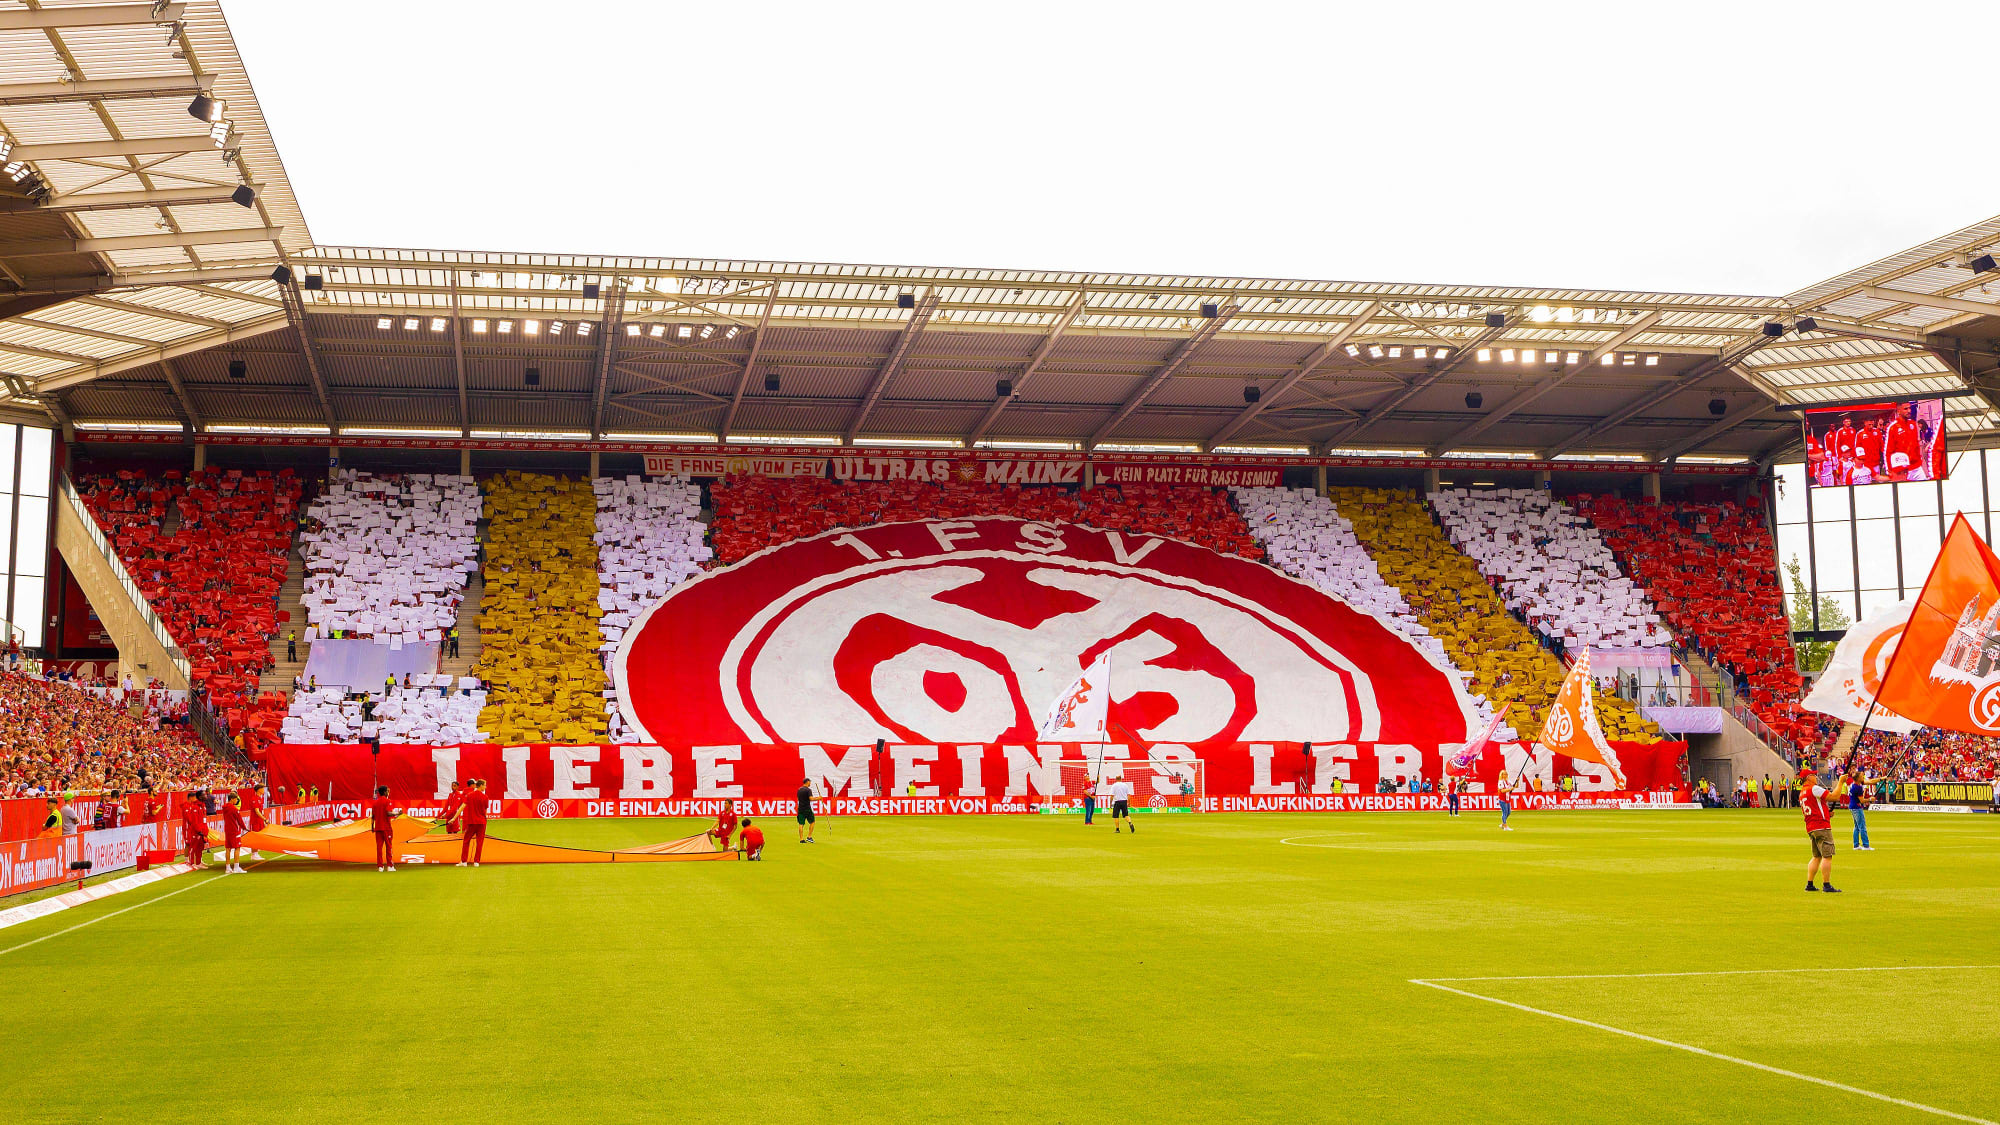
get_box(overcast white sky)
[226,0,2000,296]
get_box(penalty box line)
[1407,976,1998,1125]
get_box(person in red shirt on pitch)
[439,780,466,835]
[220,793,249,875]
[458,778,489,867]
[737,816,764,860]
[1799,765,1840,893]
[368,785,397,872]
[181,794,209,869]
[708,798,739,851]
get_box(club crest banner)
[612,517,1484,747]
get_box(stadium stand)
[1572,494,1809,744]
[473,473,608,744]
[296,471,479,643]
[0,672,251,797]
[1429,488,1669,649]
[707,477,1259,566]
[79,469,303,753]
[1230,485,1503,725]
[1327,487,1662,743]
[1835,716,2000,785]
[282,471,482,744]
[593,475,710,741]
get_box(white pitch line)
[1425,964,2000,983]
[0,862,261,959]
[1409,978,1997,1125]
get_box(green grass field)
[5,809,1998,1124]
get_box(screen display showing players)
[1802,398,1947,488]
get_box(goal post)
[1039,757,1205,814]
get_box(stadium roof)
[0,1,1996,467]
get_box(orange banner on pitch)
[1875,514,2000,734]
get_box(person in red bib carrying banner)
[1798,765,1840,893]
[459,778,490,867]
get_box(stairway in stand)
[258,547,308,697]
[440,569,485,683]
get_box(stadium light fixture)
[1368,345,1384,359]
[1413,347,1428,359]
[497,320,513,334]
[0,138,9,162]
[1709,398,1727,416]
[1476,348,1492,363]
[1599,353,1614,365]
[1521,350,1538,365]
[1484,312,1506,328]
[232,184,256,207]
[1435,347,1451,360]
[1795,317,1818,333]
[1644,354,1659,366]
[188,94,225,122]
[1465,391,1483,409]
[1498,349,1514,363]
[677,325,693,339]
[1761,321,1786,337]
[1621,354,1636,365]
[472,319,488,333]
[375,317,392,330]
[700,324,714,339]
[402,318,419,331]
[1529,305,1554,323]
[1555,307,1575,324]
[1970,253,1997,274]
[1344,344,1361,357]
[4,160,29,182]
[1387,346,1402,358]
[1565,351,1581,364]
[725,326,740,340]
[548,321,563,335]
[577,322,591,338]
[523,319,540,335]
[429,317,446,332]
[648,324,665,337]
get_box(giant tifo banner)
[614,516,1485,746]
[265,741,1688,816]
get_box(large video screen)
[1803,398,1947,487]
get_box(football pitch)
[5,810,1998,1124]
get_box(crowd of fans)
[1573,494,1810,746]
[79,468,304,753]
[0,671,255,798]
[1807,714,2000,783]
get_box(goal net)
[1039,758,1205,813]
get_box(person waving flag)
[1534,650,1625,789]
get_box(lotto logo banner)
[615,517,1482,747]
[264,741,1687,811]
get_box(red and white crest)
[615,517,1479,746]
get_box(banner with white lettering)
[265,740,1687,812]
[1096,460,1286,488]
[643,454,827,478]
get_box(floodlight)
[429,317,447,332]
[700,324,714,339]
[1761,321,1786,337]
[677,325,693,339]
[649,324,665,337]
[1644,354,1659,366]
[576,323,591,337]
[1499,349,1515,362]
[725,326,740,340]
[1795,317,1818,332]
[1387,346,1402,358]
[188,94,225,123]
[472,319,488,333]
[1485,312,1506,328]
[1476,349,1492,363]
[402,318,419,331]
[1368,345,1384,359]
[1344,344,1360,357]
[231,184,256,207]
[304,275,323,291]
[523,319,540,335]
[1971,253,1997,275]
[376,317,393,330]
[625,325,640,337]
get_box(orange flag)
[1874,513,2000,735]
[1536,648,1626,787]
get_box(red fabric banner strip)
[265,741,1688,807]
